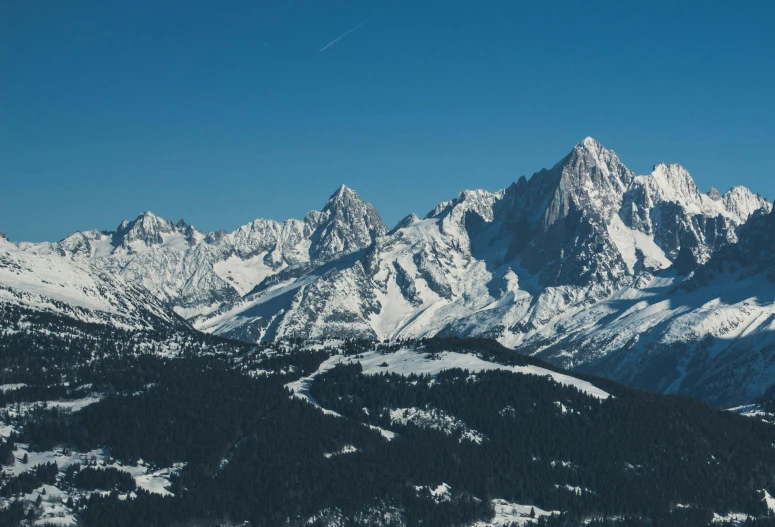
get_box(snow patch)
[470,499,558,526]
[389,407,485,444]
[213,252,283,296]
[324,445,359,459]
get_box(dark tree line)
[0,462,58,498]
[5,319,775,527]
[75,467,136,493]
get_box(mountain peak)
[707,187,723,201]
[723,185,772,222]
[648,163,699,198]
[562,137,620,168]
[565,137,612,161]
[535,136,633,228]
[577,136,603,151]
[114,210,176,248]
[311,185,387,261]
[329,184,355,200]
[323,185,371,214]
[133,211,174,231]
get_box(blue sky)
[2,1,774,241]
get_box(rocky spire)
[115,211,176,248]
[309,185,388,261]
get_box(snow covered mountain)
[187,138,772,405]
[8,137,774,405]
[0,235,186,332]
[192,140,765,324]
[15,185,387,319]
[562,205,775,407]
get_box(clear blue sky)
[2,1,774,241]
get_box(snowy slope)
[0,236,186,331]
[15,186,387,318]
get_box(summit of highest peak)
[560,136,621,167]
[578,136,604,150]
[322,184,366,211]
[565,137,613,160]
[328,184,356,200]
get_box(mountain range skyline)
[7,136,774,408]
[5,2,775,247]
[5,137,771,245]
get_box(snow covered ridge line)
[11,184,388,318]
[173,136,774,386]
[0,236,189,332]
[358,348,610,399]
[286,347,610,404]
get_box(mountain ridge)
[4,137,774,406]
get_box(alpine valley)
[3,138,775,527]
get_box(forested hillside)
[2,306,775,527]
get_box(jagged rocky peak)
[722,185,772,221]
[327,183,356,201]
[690,205,775,287]
[707,186,723,201]
[57,231,97,257]
[538,137,634,229]
[647,163,701,201]
[626,163,769,224]
[392,213,420,233]
[627,163,704,215]
[174,219,203,243]
[309,184,388,261]
[116,211,175,243]
[322,184,384,223]
[564,136,634,190]
[558,137,632,176]
[425,189,505,224]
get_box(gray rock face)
[310,185,388,261]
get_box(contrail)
[319,18,370,52]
